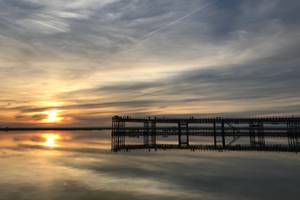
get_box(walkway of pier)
[111,116,300,152]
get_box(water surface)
[0,131,299,200]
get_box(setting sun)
[41,134,61,148]
[42,110,63,123]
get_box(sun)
[42,110,63,123]
[42,134,61,148]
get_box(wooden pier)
[111,116,300,152]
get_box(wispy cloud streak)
[137,1,215,44]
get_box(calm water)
[0,131,299,200]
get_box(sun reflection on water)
[41,134,61,148]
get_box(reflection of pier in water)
[111,116,300,152]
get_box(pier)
[111,116,300,152]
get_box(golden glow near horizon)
[41,133,61,148]
[42,110,63,123]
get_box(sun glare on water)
[42,134,61,148]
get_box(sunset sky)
[1,0,300,126]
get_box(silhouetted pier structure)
[111,116,300,152]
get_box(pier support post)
[213,120,217,147]
[178,121,189,147]
[119,121,125,149]
[151,121,156,148]
[111,116,125,151]
[178,122,181,147]
[221,119,225,148]
[112,119,117,151]
[288,121,300,151]
[249,122,265,148]
[144,122,149,147]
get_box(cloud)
[53,57,300,118]
[0,0,300,125]
[1,0,119,34]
